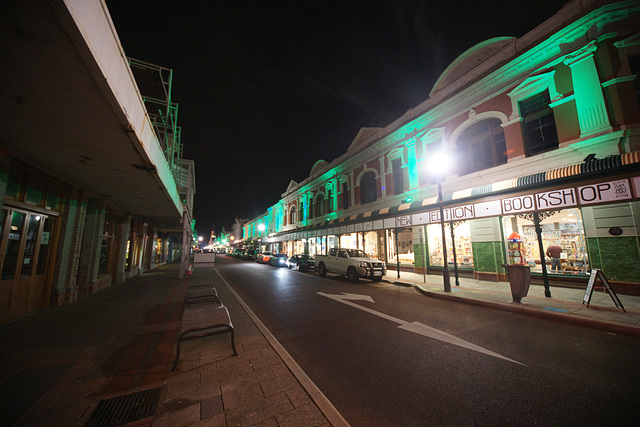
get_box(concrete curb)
[384,279,640,338]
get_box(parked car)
[268,253,289,267]
[316,247,386,282]
[256,251,272,264]
[243,249,257,260]
[231,248,244,258]
[287,254,315,272]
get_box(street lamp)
[427,150,452,292]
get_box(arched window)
[289,206,296,224]
[360,171,377,205]
[456,118,507,175]
[316,193,325,217]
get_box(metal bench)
[172,302,237,371]
[183,285,221,309]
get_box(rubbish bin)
[502,264,531,303]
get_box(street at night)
[3,1,640,426]
[216,255,640,426]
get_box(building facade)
[0,0,192,323]
[241,0,640,295]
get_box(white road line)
[318,292,525,366]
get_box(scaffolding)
[127,58,183,189]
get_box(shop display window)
[427,222,473,268]
[340,233,358,249]
[307,238,318,256]
[502,209,589,274]
[363,231,378,260]
[327,235,339,250]
[387,228,414,265]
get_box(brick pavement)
[0,263,340,427]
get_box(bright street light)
[427,150,452,175]
[426,149,452,293]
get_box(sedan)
[268,253,289,267]
[287,254,316,272]
[256,251,272,264]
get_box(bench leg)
[230,329,238,356]
[172,337,183,371]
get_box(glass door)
[0,208,51,323]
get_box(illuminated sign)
[577,180,631,204]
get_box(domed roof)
[430,37,515,97]
[309,160,328,177]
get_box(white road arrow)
[317,292,525,366]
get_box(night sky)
[106,0,568,237]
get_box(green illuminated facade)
[236,0,640,295]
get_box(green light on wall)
[403,197,413,203]
[326,212,338,221]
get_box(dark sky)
[106,0,568,237]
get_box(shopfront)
[0,165,62,323]
[426,221,474,270]
[386,228,414,267]
[415,176,640,292]
[502,209,589,275]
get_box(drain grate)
[85,387,162,427]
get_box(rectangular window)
[520,91,559,156]
[45,184,60,211]
[392,158,403,195]
[3,211,25,279]
[21,214,41,277]
[25,175,45,205]
[342,183,349,210]
[6,167,23,199]
[36,217,52,275]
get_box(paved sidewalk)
[382,269,640,337]
[0,263,340,427]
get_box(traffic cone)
[187,263,192,276]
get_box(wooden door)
[0,209,50,323]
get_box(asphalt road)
[216,256,640,426]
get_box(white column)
[564,42,612,137]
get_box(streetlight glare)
[427,151,451,176]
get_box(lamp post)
[428,151,452,292]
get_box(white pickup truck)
[315,248,386,282]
